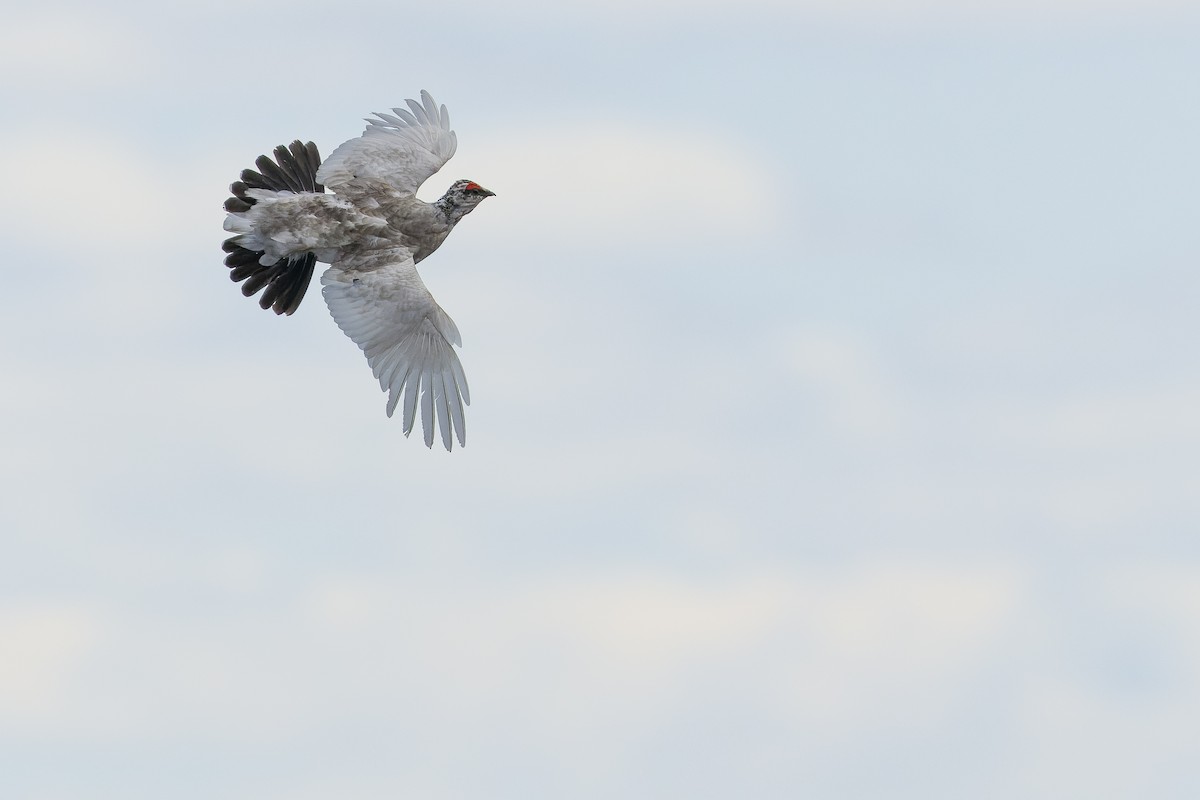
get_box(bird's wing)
[316,90,458,196]
[320,246,469,450]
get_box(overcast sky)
[2,1,1199,798]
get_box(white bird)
[221,91,493,451]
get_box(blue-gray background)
[2,2,1198,798]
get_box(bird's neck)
[434,195,472,225]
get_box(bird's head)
[437,179,496,222]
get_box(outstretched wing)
[316,90,458,196]
[320,247,469,450]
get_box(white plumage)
[317,92,458,194]
[221,91,493,451]
[321,247,469,449]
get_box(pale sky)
[2,2,1199,798]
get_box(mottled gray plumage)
[221,91,493,450]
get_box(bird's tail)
[222,141,324,316]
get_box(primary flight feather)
[221,91,494,451]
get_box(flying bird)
[221,90,493,451]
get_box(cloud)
[0,606,105,728]
[0,134,220,253]
[0,563,1022,740]
[1036,389,1200,452]
[3,543,1197,798]
[763,563,1024,733]
[425,0,1200,33]
[0,15,149,89]
[450,123,777,247]
[0,131,240,339]
[211,0,1195,26]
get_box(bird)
[221,90,493,451]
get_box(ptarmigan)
[221,90,493,451]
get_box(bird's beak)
[480,187,496,197]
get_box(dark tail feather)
[222,140,324,316]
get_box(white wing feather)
[320,247,469,450]
[316,90,458,196]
